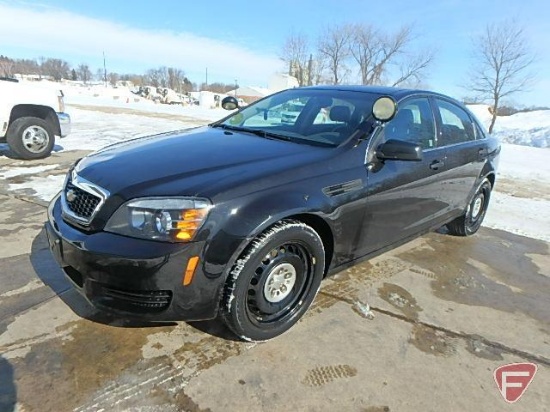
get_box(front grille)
[98,286,172,313]
[65,181,101,220]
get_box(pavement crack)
[12,194,48,208]
[319,290,550,367]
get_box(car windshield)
[215,89,379,147]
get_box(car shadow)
[0,355,16,412]
[29,227,238,340]
[0,144,18,159]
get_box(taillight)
[58,90,65,112]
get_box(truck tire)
[6,117,55,160]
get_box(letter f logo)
[494,363,537,403]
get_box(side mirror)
[376,139,422,161]
[372,96,397,122]
[221,96,239,110]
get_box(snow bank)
[468,104,550,148]
[492,110,550,148]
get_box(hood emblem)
[66,188,77,202]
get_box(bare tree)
[40,58,70,81]
[317,24,352,84]
[77,64,92,83]
[310,52,328,85]
[468,20,536,133]
[167,67,187,91]
[0,55,14,77]
[280,32,309,86]
[349,24,432,87]
[391,49,434,87]
[108,72,119,86]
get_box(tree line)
[0,55,236,94]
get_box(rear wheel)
[6,117,55,159]
[447,178,492,236]
[222,220,325,341]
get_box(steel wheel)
[246,242,311,325]
[222,220,325,341]
[447,178,492,236]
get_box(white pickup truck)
[0,78,71,159]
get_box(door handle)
[429,160,445,170]
[478,148,488,159]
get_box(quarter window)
[435,99,476,146]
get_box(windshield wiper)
[212,124,291,141]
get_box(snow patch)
[0,164,59,179]
[9,174,65,201]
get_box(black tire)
[6,117,55,160]
[222,220,325,341]
[447,178,492,236]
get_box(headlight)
[104,197,211,242]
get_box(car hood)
[75,126,330,200]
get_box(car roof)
[301,84,452,102]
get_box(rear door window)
[435,99,476,146]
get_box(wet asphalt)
[0,146,549,411]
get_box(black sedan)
[46,86,500,341]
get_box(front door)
[359,97,448,255]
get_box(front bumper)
[57,112,71,137]
[46,194,223,321]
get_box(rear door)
[432,98,489,215]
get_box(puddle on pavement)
[11,318,165,411]
[409,324,456,357]
[9,314,255,412]
[465,335,504,361]
[311,258,407,317]
[397,229,550,327]
[377,283,422,320]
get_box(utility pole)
[205,67,208,90]
[235,79,238,96]
[103,51,107,86]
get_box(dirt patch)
[496,178,550,201]
[364,407,390,412]
[69,104,209,124]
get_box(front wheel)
[447,178,492,236]
[222,220,325,341]
[6,117,55,160]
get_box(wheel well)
[9,105,60,135]
[288,213,334,276]
[486,173,495,188]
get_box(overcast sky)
[1,0,549,106]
